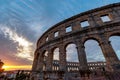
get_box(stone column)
[99,36,119,71]
[31,52,40,80]
[36,53,44,80]
[46,49,53,71]
[88,14,99,27]
[37,54,44,71]
[59,24,66,36]
[72,21,81,31]
[111,7,120,21]
[76,43,88,71]
[32,52,39,71]
[59,45,66,79]
[59,45,66,71]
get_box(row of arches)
[42,35,120,63]
[33,32,120,73]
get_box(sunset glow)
[2,65,32,71]
[0,0,119,73]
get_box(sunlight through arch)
[66,44,79,62]
[53,48,59,60]
[84,40,105,62]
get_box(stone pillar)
[36,53,44,80]
[37,54,44,71]
[59,24,66,36]
[94,15,103,26]
[72,21,81,31]
[31,52,38,80]
[88,14,99,27]
[76,43,88,71]
[32,52,39,71]
[59,45,66,71]
[59,45,66,80]
[111,7,120,21]
[99,36,119,71]
[46,49,53,71]
[43,49,53,80]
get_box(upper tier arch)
[37,2,120,50]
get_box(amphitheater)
[32,2,120,80]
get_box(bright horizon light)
[2,65,32,71]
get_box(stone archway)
[84,39,105,62]
[32,3,120,80]
[53,48,59,60]
[66,43,79,62]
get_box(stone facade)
[52,60,106,72]
[32,2,120,80]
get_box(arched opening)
[53,48,59,60]
[43,51,48,62]
[84,39,106,71]
[84,40,105,62]
[53,48,59,71]
[65,43,79,72]
[109,36,120,60]
[66,44,79,62]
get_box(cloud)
[0,24,34,61]
[85,40,105,62]
[66,44,79,62]
[20,0,35,11]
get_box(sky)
[0,0,120,71]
